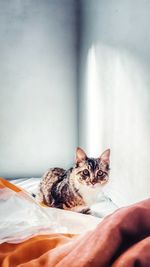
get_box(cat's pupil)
[83,169,89,176]
[97,170,104,177]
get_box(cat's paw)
[80,207,91,215]
[71,205,91,215]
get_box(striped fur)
[36,148,110,214]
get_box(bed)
[0,177,150,267]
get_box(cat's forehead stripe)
[87,158,99,171]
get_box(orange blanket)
[0,178,150,266]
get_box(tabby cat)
[36,147,110,214]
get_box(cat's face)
[72,147,110,187]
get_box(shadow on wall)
[82,43,150,206]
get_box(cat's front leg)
[71,205,92,215]
[36,189,44,203]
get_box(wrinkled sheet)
[0,178,150,267]
[10,177,118,217]
[0,178,100,244]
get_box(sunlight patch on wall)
[85,43,150,206]
[85,45,104,156]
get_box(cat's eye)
[83,169,89,176]
[97,170,104,177]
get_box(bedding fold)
[0,177,100,244]
[0,178,150,266]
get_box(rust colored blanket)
[0,178,150,266]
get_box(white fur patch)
[75,180,103,206]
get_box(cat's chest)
[77,183,103,205]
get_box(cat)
[36,147,110,214]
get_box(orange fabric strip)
[0,178,22,192]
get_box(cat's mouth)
[90,179,108,186]
[89,183,102,188]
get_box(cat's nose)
[91,179,97,185]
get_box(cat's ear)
[100,149,110,164]
[76,147,87,164]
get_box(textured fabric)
[0,177,149,267]
[10,177,118,218]
[0,234,76,267]
[0,178,100,244]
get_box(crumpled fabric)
[0,192,150,266]
[0,177,100,244]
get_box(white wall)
[79,0,150,206]
[0,0,78,178]
[1,0,150,206]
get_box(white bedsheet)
[0,183,101,244]
[0,177,118,244]
[11,177,118,217]
[10,177,40,195]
